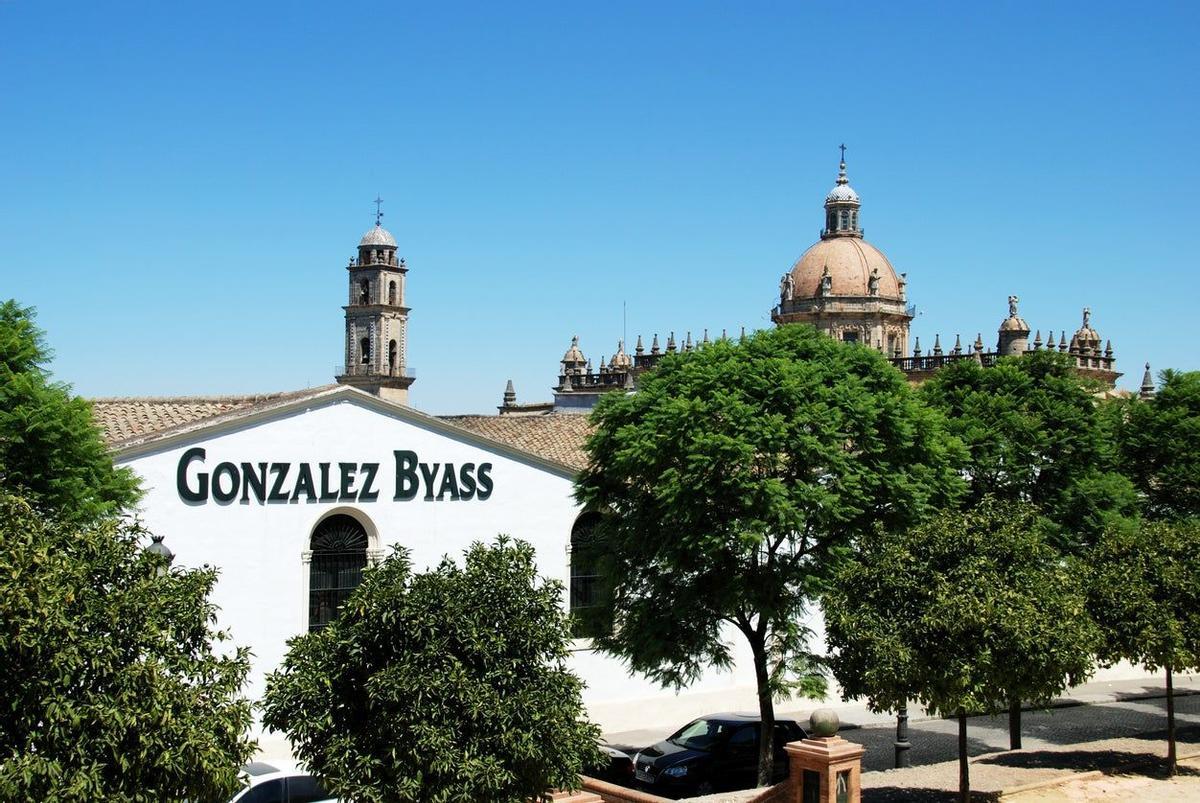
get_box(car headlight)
[662,764,690,778]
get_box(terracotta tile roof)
[437,413,594,471]
[91,387,336,447]
[92,388,594,472]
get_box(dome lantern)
[822,144,862,240]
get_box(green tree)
[0,300,140,522]
[920,349,1136,745]
[1087,518,1200,775]
[0,494,255,802]
[919,349,1136,545]
[575,325,963,786]
[824,500,1098,803]
[1113,370,1200,521]
[262,537,602,803]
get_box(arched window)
[359,279,370,304]
[839,210,848,229]
[388,339,398,372]
[360,337,371,364]
[570,512,609,639]
[308,514,368,631]
[388,281,397,305]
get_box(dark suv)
[632,712,806,797]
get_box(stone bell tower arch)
[335,198,414,404]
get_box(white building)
[92,217,766,750]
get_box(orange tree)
[263,537,602,803]
[575,325,963,786]
[824,500,1098,803]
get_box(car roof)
[693,712,802,725]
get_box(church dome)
[561,335,586,365]
[359,224,397,248]
[826,183,859,204]
[788,237,902,298]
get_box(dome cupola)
[772,146,912,357]
[822,144,862,239]
[359,224,397,248]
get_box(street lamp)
[895,705,911,768]
[145,534,174,575]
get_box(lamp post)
[895,705,911,768]
[145,534,174,575]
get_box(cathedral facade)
[507,152,1124,415]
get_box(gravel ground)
[860,735,1200,801]
[1007,757,1200,801]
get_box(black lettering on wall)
[241,462,268,503]
[358,462,380,501]
[437,465,460,501]
[419,462,440,501]
[177,447,208,502]
[338,462,358,501]
[458,462,477,500]
[476,463,494,500]
[292,464,316,502]
[212,462,240,503]
[318,462,339,502]
[394,450,419,501]
[268,463,291,502]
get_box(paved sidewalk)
[861,736,1200,801]
[604,672,1200,760]
[1006,756,1200,801]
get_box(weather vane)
[374,195,384,226]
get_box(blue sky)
[1,1,1196,414]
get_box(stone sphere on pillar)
[809,708,840,737]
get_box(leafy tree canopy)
[1087,517,1200,674]
[0,494,255,802]
[262,537,602,803]
[0,300,140,523]
[1086,516,1200,774]
[1113,370,1200,520]
[576,324,964,783]
[919,349,1136,545]
[825,498,1098,716]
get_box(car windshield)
[668,718,738,751]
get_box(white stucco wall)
[116,394,766,738]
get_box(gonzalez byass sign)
[176,448,494,504]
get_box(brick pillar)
[785,734,865,803]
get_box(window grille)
[308,514,368,631]
[570,513,610,639]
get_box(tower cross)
[839,143,846,162]
[374,195,384,226]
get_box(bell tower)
[335,199,414,404]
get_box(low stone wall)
[579,778,790,803]
[581,777,674,802]
[743,781,790,802]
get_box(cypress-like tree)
[0,300,140,522]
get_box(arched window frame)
[360,336,371,364]
[388,280,397,305]
[568,511,611,641]
[359,279,370,304]
[300,508,383,632]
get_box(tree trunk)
[750,638,776,787]
[958,708,970,803]
[1167,664,1177,776]
[1008,699,1022,750]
